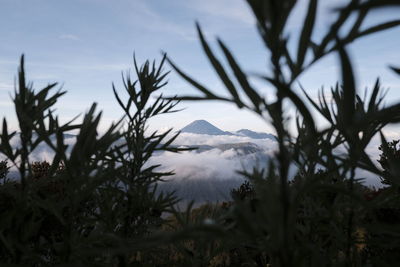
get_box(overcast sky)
[1,0,400,135]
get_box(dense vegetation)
[1,0,400,266]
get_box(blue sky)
[1,0,399,136]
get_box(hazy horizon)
[1,0,399,189]
[1,0,400,137]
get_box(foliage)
[378,139,400,186]
[1,0,400,266]
[0,55,185,266]
[165,0,400,266]
[0,160,9,184]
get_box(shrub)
[0,55,185,266]
[1,0,400,266]
[165,0,400,266]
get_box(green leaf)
[217,39,262,113]
[367,78,381,113]
[337,38,356,127]
[357,20,400,39]
[283,44,296,75]
[166,56,218,99]
[265,78,317,136]
[379,131,389,153]
[350,0,400,10]
[301,85,333,124]
[389,65,400,75]
[113,83,128,113]
[347,9,368,40]
[317,5,351,56]
[196,23,243,108]
[297,0,318,69]
[167,96,229,102]
[373,103,400,124]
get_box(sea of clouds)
[150,132,277,179]
[1,131,394,196]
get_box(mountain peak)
[181,120,232,136]
[189,120,211,126]
[180,120,275,139]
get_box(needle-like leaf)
[196,23,243,108]
[297,0,318,69]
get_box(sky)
[1,0,400,136]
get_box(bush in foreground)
[1,0,400,266]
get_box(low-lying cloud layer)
[150,132,275,179]
[2,131,396,190]
[150,145,271,181]
[174,132,276,149]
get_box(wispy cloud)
[0,101,13,107]
[59,34,80,41]
[0,82,13,91]
[122,0,197,41]
[183,0,254,25]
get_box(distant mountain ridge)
[180,120,233,136]
[235,129,275,140]
[177,142,263,155]
[180,120,275,140]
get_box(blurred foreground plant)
[0,55,186,266]
[166,0,400,266]
[1,0,400,266]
